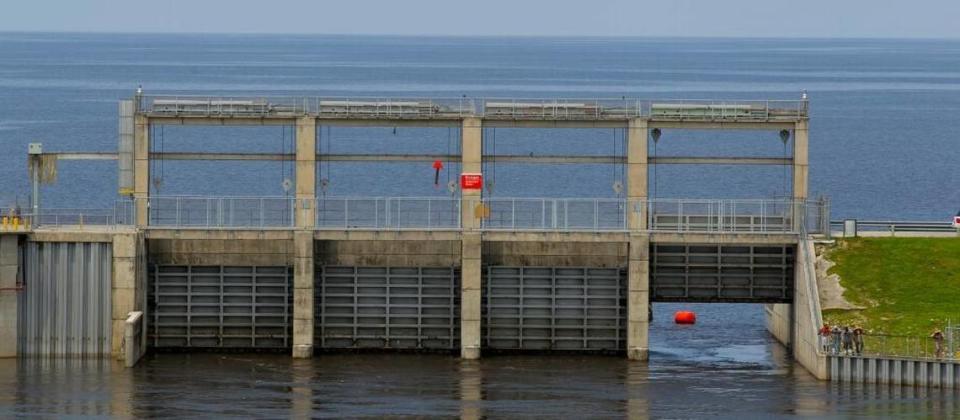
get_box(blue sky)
[2,0,958,38]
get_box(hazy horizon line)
[2,29,958,42]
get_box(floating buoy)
[674,311,696,325]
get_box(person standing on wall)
[819,324,831,353]
[831,325,842,355]
[841,327,853,355]
[932,329,945,359]
[852,326,864,356]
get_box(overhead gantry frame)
[114,97,809,360]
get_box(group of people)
[821,324,952,359]
[819,324,864,355]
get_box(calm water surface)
[2,304,957,418]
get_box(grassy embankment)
[822,238,960,337]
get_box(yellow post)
[11,217,19,231]
[1,216,7,230]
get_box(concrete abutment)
[460,233,482,359]
[0,235,20,358]
[764,239,828,380]
[627,234,650,361]
[111,232,146,360]
[292,231,315,358]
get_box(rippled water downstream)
[2,304,956,418]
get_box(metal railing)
[480,98,644,120]
[473,198,824,233]
[35,208,130,227]
[823,333,959,361]
[478,198,628,231]
[15,196,829,233]
[143,196,295,228]
[140,95,477,119]
[138,95,809,121]
[830,219,957,234]
[645,199,809,233]
[646,99,808,121]
[156,196,826,232]
[316,197,460,230]
[805,199,831,236]
[824,318,960,361]
[9,202,136,228]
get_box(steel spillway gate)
[650,244,795,303]
[315,266,460,350]
[482,267,627,352]
[19,242,113,357]
[148,265,293,348]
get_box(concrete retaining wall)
[317,240,460,267]
[764,303,792,348]
[149,239,294,266]
[765,239,827,379]
[0,235,20,358]
[830,356,960,388]
[482,241,626,267]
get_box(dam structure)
[0,94,830,376]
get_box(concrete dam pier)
[0,94,829,377]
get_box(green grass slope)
[822,238,960,336]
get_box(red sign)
[954,216,960,229]
[461,173,483,190]
[432,160,444,170]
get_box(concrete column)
[460,232,482,359]
[792,121,809,232]
[134,115,150,227]
[292,118,317,358]
[292,231,314,358]
[0,235,19,358]
[627,234,650,361]
[627,122,652,361]
[627,118,649,231]
[460,117,483,360]
[793,120,809,201]
[295,117,317,229]
[460,117,482,230]
[111,233,141,359]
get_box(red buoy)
[674,311,696,325]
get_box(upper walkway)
[4,196,829,238]
[138,95,809,124]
